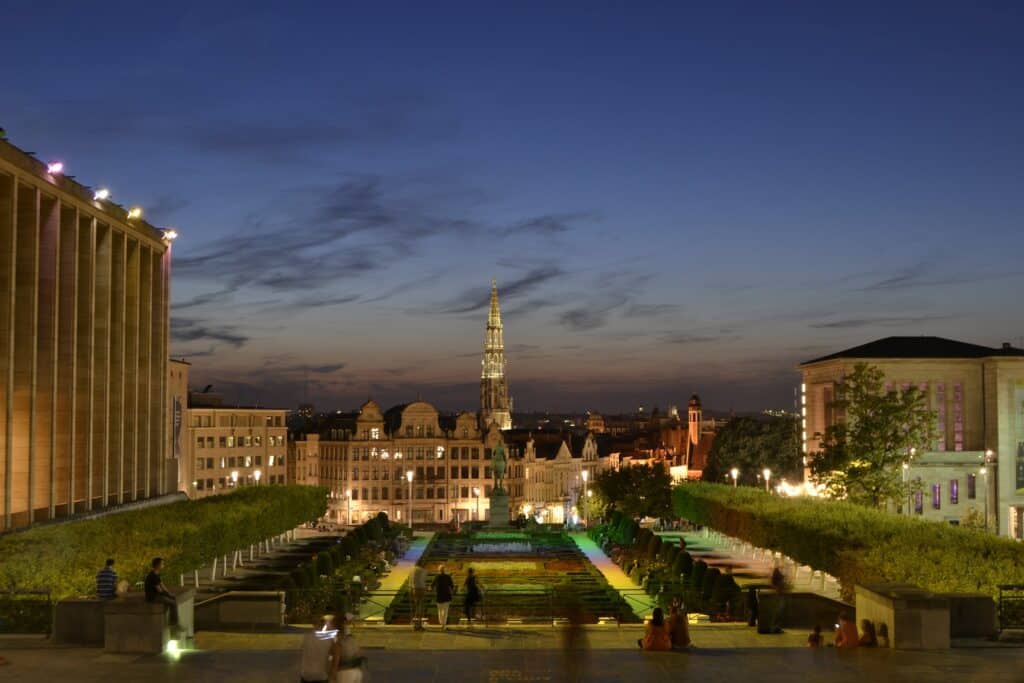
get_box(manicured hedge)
[674,482,1024,600]
[0,485,328,598]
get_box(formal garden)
[588,510,745,621]
[385,529,639,624]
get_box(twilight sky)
[3,2,1023,414]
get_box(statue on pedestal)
[491,441,507,493]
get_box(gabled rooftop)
[802,336,1024,365]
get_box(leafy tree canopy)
[810,362,934,507]
[594,464,672,520]
[702,415,801,485]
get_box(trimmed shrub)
[0,485,328,598]
[316,553,333,577]
[646,535,663,560]
[690,560,707,589]
[663,545,679,566]
[674,482,1024,600]
[672,550,693,578]
[711,573,741,614]
[701,567,721,601]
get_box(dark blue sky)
[3,2,1023,413]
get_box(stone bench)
[855,583,949,649]
[53,598,107,646]
[103,589,195,654]
[194,591,284,630]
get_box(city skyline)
[4,3,1023,412]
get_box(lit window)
[950,479,959,505]
[371,427,380,440]
[932,484,941,510]
[268,455,276,467]
[967,473,977,499]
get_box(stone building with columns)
[0,138,173,530]
[800,336,1024,537]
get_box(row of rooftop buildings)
[3,134,1024,540]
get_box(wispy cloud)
[436,265,566,314]
[500,212,597,238]
[809,314,955,329]
[171,317,249,348]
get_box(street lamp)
[902,463,910,515]
[730,467,739,488]
[581,470,590,526]
[345,489,352,525]
[473,486,480,521]
[230,470,239,487]
[254,469,262,485]
[762,468,771,493]
[980,466,989,530]
[406,470,414,529]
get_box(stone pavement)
[568,533,657,619]
[2,633,1023,683]
[358,531,434,621]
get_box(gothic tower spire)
[480,279,512,430]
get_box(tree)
[702,416,801,484]
[594,464,673,520]
[810,363,934,508]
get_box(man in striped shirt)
[96,558,117,600]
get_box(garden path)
[569,533,658,620]
[357,532,434,621]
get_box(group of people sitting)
[807,611,888,649]
[638,605,691,651]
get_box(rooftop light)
[163,229,179,242]
[93,188,110,201]
[47,162,64,175]
[127,207,143,220]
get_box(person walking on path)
[300,614,339,683]
[144,557,178,627]
[96,558,118,600]
[463,567,482,625]
[410,563,428,630]
[430,565,455,629]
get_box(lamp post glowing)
[345,489,352,525]
[762,468,771,493]
[230,470,239,487]
[730,467,739,487]
[902,462,910,515]
[980,466,989,530]
[254,469,262,485]
[473,486,480,521]
[406,470,414,529]
[581,469,590,526]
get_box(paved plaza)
[2,627,1023,683]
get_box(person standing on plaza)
[431,564,455,629]
[96,558,118,600]
[144,557,178,627]
[463,567,482,625]
[410,563,428,630]
[330,614,366,683]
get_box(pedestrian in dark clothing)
[463,567,482,624]
[96,558,118,600]
[144,557,178,626]
[746,587,759,627]
[431,565,455,629]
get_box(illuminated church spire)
[480,279,512,430]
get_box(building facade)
[0,139,173,529]
[800,337,1024,537]
[181,392,289,498]
[480,279,512,431]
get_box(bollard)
[194,569,200,588]
[211,556,218,582]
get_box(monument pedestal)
[487,489,510,527]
